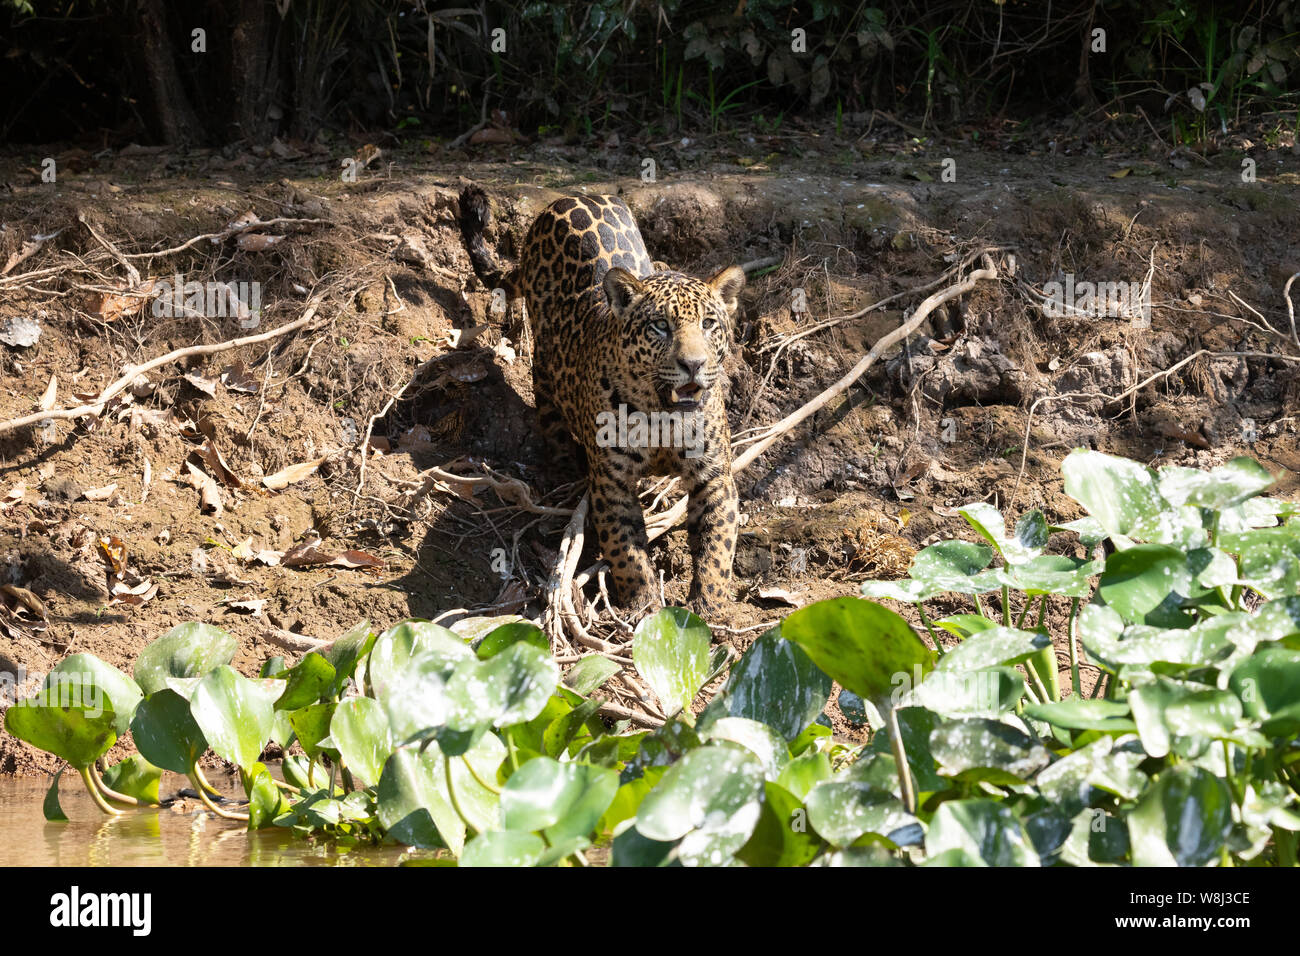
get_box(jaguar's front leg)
[588,461,658,615]
[685,459,739,617]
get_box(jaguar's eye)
[646,319,670,337]
[702,317,719,331]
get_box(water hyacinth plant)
[5,450,1300,866]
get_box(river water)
[0,773,431,866]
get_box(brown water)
[0,774,433,866]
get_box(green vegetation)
[2,2,1296,144]
[7,451,1300,865]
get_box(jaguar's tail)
[457,185,518,298]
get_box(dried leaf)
[82,483,118,502]
[192,439,242,488]
[183,372,219,397]
[141,456,152,502]
[184,461,223,515]
[262,457,326,491]
[2,238,45,276]
[1,584,48,621]
[220,359,260,394]
[37,375,56,411]
[756,586,804,607]
[227,598,266,616]
[328,550,385,572]
[282,540,331,568]
[236,233,284,251]
[94,279,158,322]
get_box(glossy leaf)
[133,622,237,696]
[782,597,935,708]
[634,607,712,717]
[713,625,831,740]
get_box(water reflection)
[3,773,436,867]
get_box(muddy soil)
[1,129,1298,774]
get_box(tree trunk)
[136,0,205,144]
[231,0,273,142]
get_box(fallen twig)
[122,217,331,261]
[0,300,325,436]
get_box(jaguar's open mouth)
[669,382,704,410]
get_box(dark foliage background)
[0,1,1297,145]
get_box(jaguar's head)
[604,265,745,413]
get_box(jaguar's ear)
[707,265,746,318]
[603,267,645,315]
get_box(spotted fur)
[459,186,744,615]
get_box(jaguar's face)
[605,265,745,412]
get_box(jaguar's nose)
[679,358,704,381]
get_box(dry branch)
[0,300,325,436]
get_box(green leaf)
[322,620,375,695]
[376,746,457,852]
[934,626,1050,672]
[712,625,831,740]
[635,744,765,865]
[776,751,832,801]
[999,554,1099,598]
[610,826,678,867]
[375,630,481,746]
[3,692,117,769]
[500,757,618,842]
[634,607,712,716]
[445,641,560,738]
[933,614,997,638]
[43,654,141,735]
[288,702,336,763]
[929,718,1051,783]
[875,707,949,794]
[1097,544,1205,626]
[134,622,237,696]
[925,799,1039,866]
[1129,765,1232,866]
[369,620,468,703]
[461,830,547,867]
[782,597,935,708]
[958,503,1047,565]
[564,655,621,696]
[907,539,1000,593]
[1157,457,1274,510]
[1129,678,1243,758]
[702,717,789,778]
[736,782,823,866]
[1220,527,1300,599]
[274,652,336,710]
[244,761,286,830]
[542,697,602,758]
[476,621,548,659]
[1077,605,1234,671]
[330,697,394,788]
[43,768,68,821]
[1063,450,1184,544]
[190,665,275,772]
[376,733,505,855]
[805,779,921,847]
[130,690,206,773]
[101,754,163,804]
[1024,699,1135,732]
[597,768,666,840]
[1229,647,1300,736]
[912,666,1026,717]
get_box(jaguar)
[458,185,744,616]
